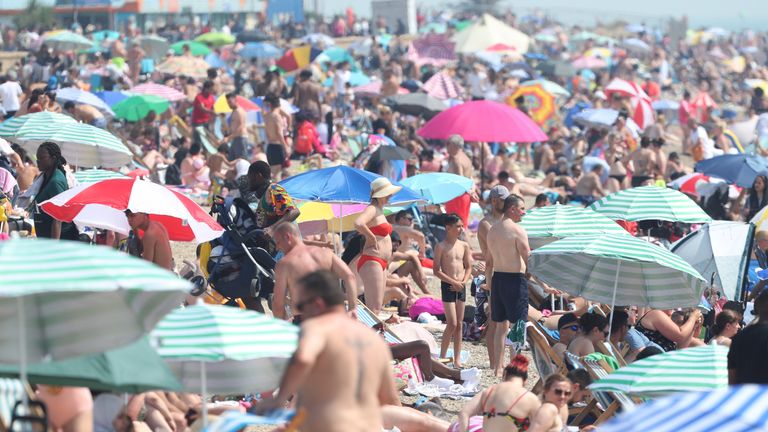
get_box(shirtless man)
[626,136,657,187]
[573,165,606,205]
[222,92,252,161]
[207,143,231,197]
[64,101,106,129]
[263,94,290,179]
[477,185,508,373]
[125,210,173,270]
[256,270,400,431]
[446,134,474,179]
[271,222,358,322]
[485,195,531,377]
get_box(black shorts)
[490,272,528,323]
[631,175,652,187]
[441,281,466,303]
[266,143,285,166]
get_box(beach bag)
[393,357,423,390]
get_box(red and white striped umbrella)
[40,178,223,243]
[691,92,717,109]
[605,78,650,101]
[632,97,656,130]
[669,173,711,196]
[130,83,186,102]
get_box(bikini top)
[481,387,531,431]
[369,222,393,237]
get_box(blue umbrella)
[279,165,424,205]
[323,71,370,88]
[92,30,120,42]
[600,385,768,432]
[400,173,473,204]
[564,102,592,128]
[239,42,281,59]
[695,154,768,188]
[56,87,115,116]
[205,53,227,69]
[652,100,680,110]
[93,91,130,107]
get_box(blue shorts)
[490,272,528,323]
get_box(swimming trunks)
[369,222,393,237]
[490,272,529,323]
[357,254,388,271]
[441,281,466,302]
[266,143,286,166]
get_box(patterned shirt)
[256,183,296,228]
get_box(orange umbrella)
[507,83,556,126]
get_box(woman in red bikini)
[354,177,401,314]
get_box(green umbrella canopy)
[0,338,183,393]
[195,32,235,47]
[520,203,629,249]
[170,40,211,56]
[590,186,713,223]
[113,95,170,122]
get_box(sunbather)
[528,374,572,432]
[567,312,609,357]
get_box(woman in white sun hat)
[354,177,401,314]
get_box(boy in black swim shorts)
[433,214,473,368]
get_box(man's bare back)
[487,219,528,273]
[574,171,604,198]
[142,221,173,270]
[273,244,334,318]
[630,148,656,177]
[229,106,248,137]
[294,313,397,431]
[264,110,284,144]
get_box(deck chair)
[527,322,568,391]
[531,319,559,346]
[0,378,46,432]
[596,341,628,367]
[356,300,402,344]
[581,356,635,425]
[195,126,221,155]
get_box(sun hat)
[370,177,402,199]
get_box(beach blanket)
[403,380,479,400]
[203,410,295,432]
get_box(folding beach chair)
[581,356,636,425]
[195,126,221,155]
[531,319,559,346]
[527,322,568,391]
[0,378,47,432]
[595,341,628,367]
[355,300,402,344]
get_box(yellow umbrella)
[583,47,612,59]
[507,83,557,126]
[297,202,365,233]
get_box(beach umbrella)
[520,204,629,249]
[0,112,76,138]
[521,79,570,98]
[296,201,367,234]
[0,337,182,393]
[381,93,446,119]
[600,385,768,432]
[302,33,335,47]
[529,234,707,311]
[623,37,652,52]
[91,30,120,42]
[537,60,575,78]
[453,13,530,53]
[400,172,473,205]
[152,304,299,424]
[695,154,768,188]
[633,97,656,130]
[9,122,132,168]
[571,56,608,69]
[352,80,409,98]
[235,30,271,43]
[239,42,281,59]
[112,94,170,122]
[422,70,465,100]
[94,90,130,107]
[170,40,210,56]
[279,165,424,205]
[652,99,680,110]
[316,46,355,65]
[534,32,558,43]
[43,30,93,51]
[417,100,548,143]
[667,172,726,197]
[408,34,458,66]
[130,82,186,102]
[572,109,642,134]
[40,178,223,242]
[195,32,235,47]
[590,345,728,397]
[74,168,126,184]
[589,185,712,223]
[213,94,260,114]
[134,34,169,59]
[583,47,613,60]
[507,83,557,126]
[156,56,210,78]
[55,87,115,116]
[671,221,754,301]
[275,45,322,72]
[605,78,651,101]
[0,237,189,406]
[368,145,413,164]
[322,71,370,87]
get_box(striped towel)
[203,410,295,432]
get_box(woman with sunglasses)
[528,374,573,432]
[453,355,541,432]
[567,312,609,357]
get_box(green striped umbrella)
[152,304,299,424]
[589,185,712,223]
[12,123,132,168]
[44,30,93,51]
[113,94,170,122]
[520,203,630,249]
[530,234,706,309]
[589,345,728,397]
[195,32,235,47]
[0,112,77,137]
[74,169,126,184]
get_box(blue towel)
[203,410,295,432]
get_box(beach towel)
[408,297,444,321]
[202,409,295,432]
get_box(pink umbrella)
[417,100,548,142]
[604,78,650,101]
[40,178,223,243]
[423,70,465,100]
[130,83,186,102]
[571,56,607,69]
[352,81,409,98]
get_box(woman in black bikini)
[635,308,703,352]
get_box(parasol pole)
[607,261,621,341]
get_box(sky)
[315,0,768,31]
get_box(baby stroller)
[198,196,277,309]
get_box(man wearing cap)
[552,313,581,359]
[486,194,531,377]
[477,185,509,374]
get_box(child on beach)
[433,213,473,368]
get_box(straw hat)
[370,177,402,199]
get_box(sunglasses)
[295,296,318,313]
[554,389,572,397]
[560,325,580,332]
